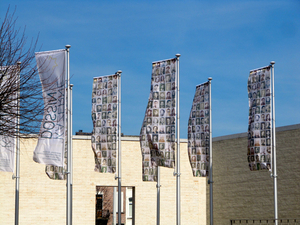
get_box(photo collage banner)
[187,82,210,177]
[248,66,272,171]
[91,74,119,173]
[140,58,177,182]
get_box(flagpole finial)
[175,53,181,58]
[65,45,71,49]
[270,61,275,65]
[208,77,212,81]
[116,70,122,77]
[17,61,21,69]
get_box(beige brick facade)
[211,124,300,224]
[0,135,207,225]
[1,124,299,224]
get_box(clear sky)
[1,0,300,138]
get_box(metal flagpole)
[70,83,73,225]
[175,53,181,225]
[113,187,117,225]
[208,77,213,225]
[65,44,72,225]
[13,61,21,225]
[156,166,161,225]
[117,70,122,225]
[270,61,278,225]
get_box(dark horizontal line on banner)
[196,81,210,87]
[249,65,271,72]
[152,57,176,63]
[93,74,120,79]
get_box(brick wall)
[210,125,300,224]
[1,125,299,225]
[0,135,207,225]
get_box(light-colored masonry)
[1,124,299,225]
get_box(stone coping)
[73,124,300,142]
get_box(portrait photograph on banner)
[140,58,177,182]
[247,66,272,171]
[187,82,210,177]
[91,74,119,174]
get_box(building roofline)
[72,124,300,142]
[212,123,300,142]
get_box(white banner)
[0,135,15,172]
[33,49,66,167]
[0,66,18,172]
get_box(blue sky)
[1,0,300,138]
